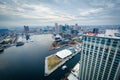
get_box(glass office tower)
[79,35,120,80]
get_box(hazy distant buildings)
[93,28,99,34]
[0,29,9,41]
[74,24,79,30]
[55,23,60,33]
[71,30,79,35]
[24,25,29,33]
[54,23,82,38]
[79,32,120,80]
[0,29,9,36]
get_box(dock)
[67,62,80,80]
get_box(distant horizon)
[0,24,120,29]
[0,24,120,28]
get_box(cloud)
[23,4,51,13]
[79,8,103,16]
[0,0,120,26]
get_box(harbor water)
[0,34,80,80]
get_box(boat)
[0,48,4,52]
[16,42,24,46]
[62,65,67,70]
[0,44,4,52]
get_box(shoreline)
[49,41,80,51]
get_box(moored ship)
[16,41,24,46]
[0,44,4,52]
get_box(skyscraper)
[79,35,120,80]
[55,23,60,33]
[93,28,99,34]
[24,25,29,33]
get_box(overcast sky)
[0,0,120,26]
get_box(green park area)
[47,55,62,70]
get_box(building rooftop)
[56,49,72,59]
[84,34,120,39]
[84,29,120,39]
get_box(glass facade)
[79,35,120,80]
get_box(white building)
[98,29,120,38]
[79,34,120,80]
[56,49,72,59]
[54,34,62,42]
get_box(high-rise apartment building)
[79,35,120,80]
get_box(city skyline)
[0,0,120,26]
